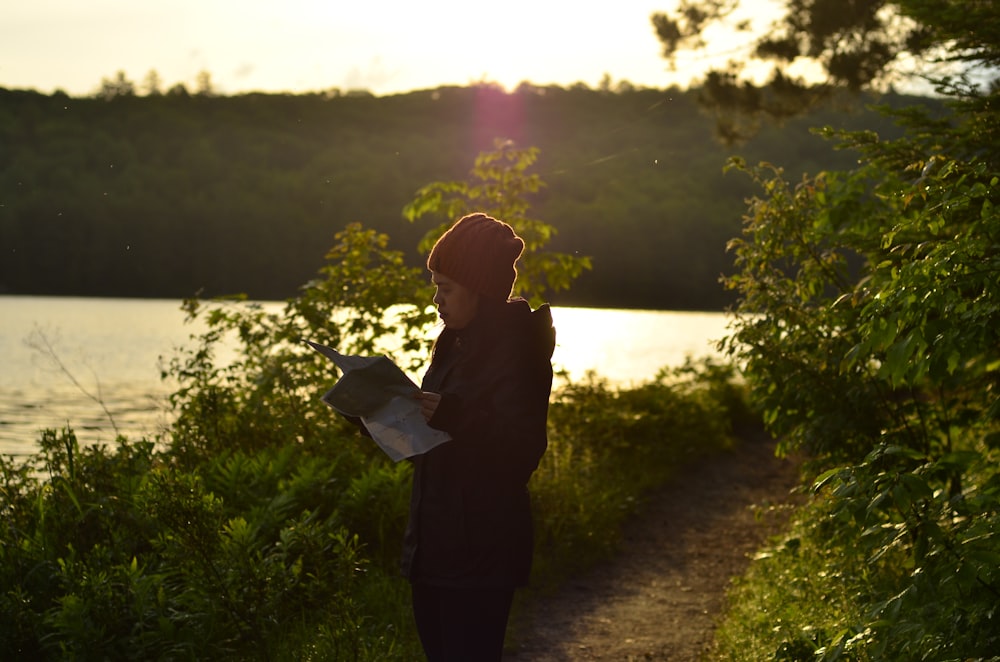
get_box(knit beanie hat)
[427,213,525,301]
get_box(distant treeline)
[0,83,937,310]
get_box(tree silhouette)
[98,70,136,100]
[651,0,999,141]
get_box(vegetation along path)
[506,432,803,661]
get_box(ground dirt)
[505,432,804,661]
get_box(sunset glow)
[0,0,780,97]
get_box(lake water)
[0,296,732,457]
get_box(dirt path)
[505,433,803,661]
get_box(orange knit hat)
[427,213,525,301]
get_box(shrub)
[531,359,739,587]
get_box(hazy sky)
[1,0,778,97]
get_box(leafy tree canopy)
[652,0,1000,140]
[684,0,1000,657]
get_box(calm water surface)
[0,296,732,456]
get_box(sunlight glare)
[550,307,730,385]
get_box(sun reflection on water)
[0,297,730,455]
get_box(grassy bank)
[709,441,1000,662]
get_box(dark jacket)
[401,298,555,588]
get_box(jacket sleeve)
[427,332,552,485]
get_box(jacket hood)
[528,302,556,362]
[454,297,556,362]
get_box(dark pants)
[411,583,515,662]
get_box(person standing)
[409,213,555,661]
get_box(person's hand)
[416,391,442,422]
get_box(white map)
[307,341,451,462]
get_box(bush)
[714,10,1000,655]
[0,352,751,659]
[0,427,418,660]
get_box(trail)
[506,433,803,661]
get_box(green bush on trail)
[708,3,1000,656]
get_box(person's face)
[431,272,478,330]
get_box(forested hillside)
[0,83,931,309]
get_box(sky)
[0,0,779,97]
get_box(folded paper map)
[307,341,451,462]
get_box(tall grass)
[711,434,1000,661]
[531,359,744,587]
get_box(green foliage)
[715,468,1000,661]
[714,10,1000,653]
[164,221,434,463]
[651,0,991,141]
[530,358,740,587]
[721,160,888,464]
[0,357,749,660]
[711,502,879,662]
[0,427,420,661]
[403,137,592,308]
